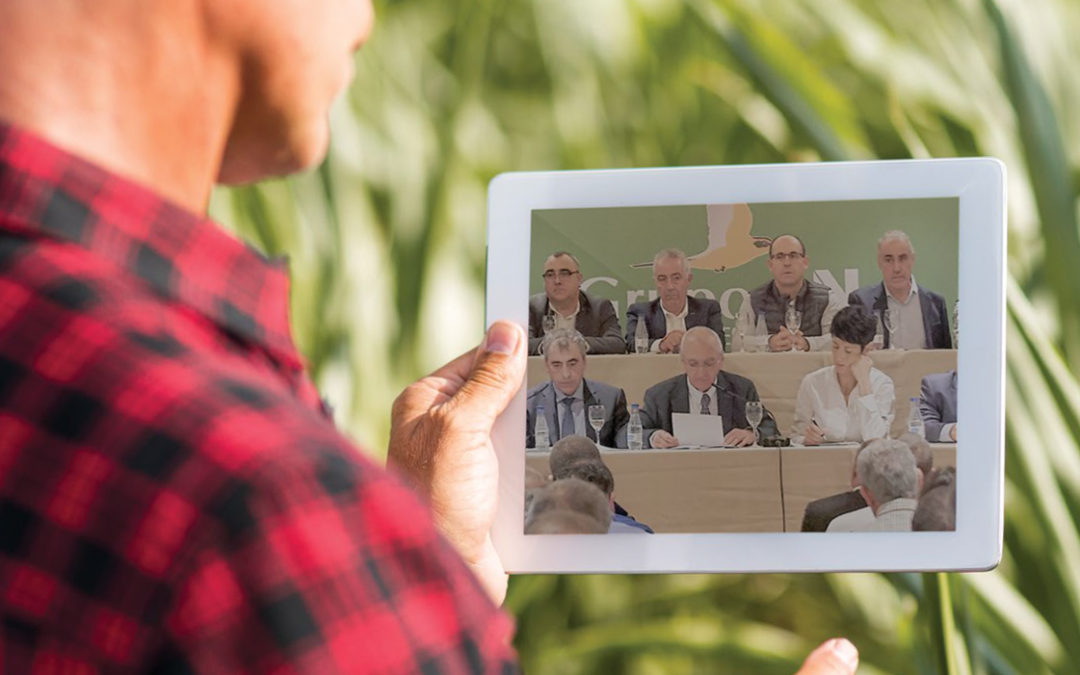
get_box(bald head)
[680,326,724,392]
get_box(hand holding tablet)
[489,159,1005,574]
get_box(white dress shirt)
[886,277,926,350]
[868,498,917,531]
[791,366,895,445]
[687,381,718,416]
[649,299,689,352]
[825,506,875,532]
[552,300,580,332]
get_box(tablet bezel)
[487,159,1004,574]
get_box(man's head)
[541,329,588,396]
[550,435,602,479]
[766,234,809,290]
[856,439,919,513]
[913,466,956,531]
[554,460,616,510]
[652,249,692,312]
[542,252,582,305]
[876,231,916,297]
[524,478,610,534]
[680,326,724,392]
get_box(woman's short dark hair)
[830,305,877,347]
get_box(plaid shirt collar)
[0,121,302,371]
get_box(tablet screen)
[523,197,958,535]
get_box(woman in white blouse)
[791,306,895,445]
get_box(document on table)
[672,413,727,448]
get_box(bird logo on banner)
[631,203,771,272]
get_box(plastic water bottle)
[907,397,925,438]
[732,307,747,352]
[535,405,550,448]
[634,318,649,354]
[628,403,643,450]
[874,316,885,350]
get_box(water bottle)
[628,403,643,450]
[874,315,884,350]
[907,397,925,438]
[634,318,649,354]
[732,307,747,352]
[534,405,550,448]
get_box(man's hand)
[659,330,685,353]
[387,321,526,605]
[796,638,859,674]
[803,422,826,446]
[769,327,794,352]
[723,428,756,447]
[649,430,679,448]
[793,331,810,351]
[950,425,957,442]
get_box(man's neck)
[0,4,238,213]
[775,278,805,300]
[549,295,579,316]
[885,279,913,300]
[660,296,687,315]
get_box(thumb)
[447,321,526,424]
[795,638,858,675]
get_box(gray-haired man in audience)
[827,432,930,532]
[854,439,921,532]
[525,478,611,534]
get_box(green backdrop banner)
[530,198,958,336]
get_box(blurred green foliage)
[210,0,1080,672]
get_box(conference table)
[525,443,956,533]
[527,349,957,439]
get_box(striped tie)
[700,392,711,415]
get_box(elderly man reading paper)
[640,327,777,447]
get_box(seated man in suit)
[746,234,845,352]
[640,326,777,448]
[528,251,625,355]
[625,248,725,353]
[526,329,630,448]
[848,230,952,349]
[921,369,958,442]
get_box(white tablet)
[487,159,1004,573]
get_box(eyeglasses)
[542,268,579,280]
[770,252,804,261]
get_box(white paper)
[672,412,726,447]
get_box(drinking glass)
[587,404,605,439]
[784,304,801,351]
[542,313,557,334]
[745,401,763,446]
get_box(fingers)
[444,321,526,424]
[795,638,858,675]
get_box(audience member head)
[525,478,610,534]
[525,510,608,535]
[680,326,724,392]
[555,460,616,511]
[541,329,588,395]
[830,305,878,366]
[766,234,809,292]
[652,248,693,313]
[877,230,916,297]
[542,251,582,308]
[913,466,956,531]
[896,431,933,488]
[549,435,602,480]
[856,439,919,514]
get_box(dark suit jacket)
[525,379,630,448]
[624,296,726,352]
[528,291,625,355]
[848,282,952,349]
[920,370,957,441]
[800,490,867,532]
[639,372,777,447]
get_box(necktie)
[560,397,576,440]
[700,392,711,415]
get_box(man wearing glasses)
[528,251,625,355]
[747,234,845,352]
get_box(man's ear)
[858,485,877,515]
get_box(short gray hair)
[652,248,690,276]
[525,478,610,532]
[856,439,919,503]
[540,328,588,359]
[546,250,581,268]
[878,230,915,255]
[550,435,602,478]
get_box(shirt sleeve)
[791,376,815,445]
[160,444,517,674]
[854,370,895,441]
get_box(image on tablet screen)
[521,198,958,535]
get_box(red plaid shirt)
[0,122,517,674]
